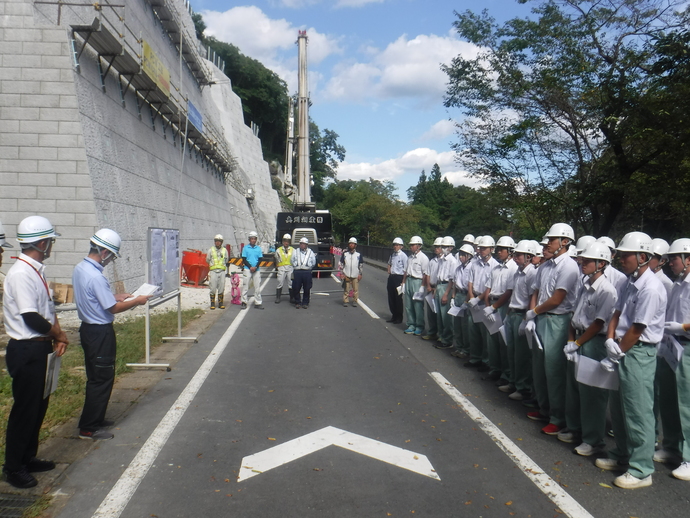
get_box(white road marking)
[330,273,380,319]
[91,277,272,518]
[429,372,595,518]
[237,425,440,482]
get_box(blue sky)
[191,0,533,199]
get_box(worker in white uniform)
[423,238,444,341]
[402,236,429,336]
[450,243,475,359]
[433,236,458,349]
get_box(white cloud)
[420,119,456,141]
[276,0,384,7]
[335,0,385,7]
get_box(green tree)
[310,121,346,204]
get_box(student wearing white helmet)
[241,231,264,309]
[72,229,150,441]
[565,242,617,456]
[433,236,458,349]
[206,234,229,309]
[386,237,408,324]
[596,231,666,489]
[2,216,68,488]
[661,238,690,481]
[401,236,429,336]
[650,238,672,297]
[291,236,316,308]
[597,236,627,295]
[462,234,475,247]
[531,240,544,266]
[422,237,445,341]
[524,223,579,436]
[450,243,475,358]
[341,237,364,307]
[274,234,295,304]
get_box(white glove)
[483,306,495,317]
[468,297,480,308]
[485,312,496,324]
[605,338,625,360]
[450,298,456,308]
[665,321,686,335]
[525,320,536,334]
[563,341,579,355]
[518,320,528,336]
[600,357,618,372]
[525,309,538,321]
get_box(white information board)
[147,228,180,297]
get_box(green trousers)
[535,313,571,427]
[676,342,690,461]
[434,284,453,345]
[453,291,469,355]
[506,311,531,394]
[404,278,424,330]
[655,356,683,458]
[608,342,657,479]
[577,335,609,448]
[468,311,485,365]
[486,306,509,379]
[425,290,438,336]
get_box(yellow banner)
[142,40,170,98]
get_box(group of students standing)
[385,226,690,489]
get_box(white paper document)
[44,351,61,399]
[469,303,486,323]
[425,292,437,313]
[499,325,507,344]
[448,305,462,317]
[126,283,159,301]
[575,354,619,391]
[525,326,543,350]
[396,285,404,296]
[412,290,425,301]
[484,311,503,335]
[659,334,684,371]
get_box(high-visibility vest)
[276,246,294,267]
[208,247,227,270]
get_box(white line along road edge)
[91,276,272,518]
[429,372,595,518]
[330,273,379,319]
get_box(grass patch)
[20,495,51,518]
[0,309,203,465]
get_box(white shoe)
[557,428,578,444]
[497,384,513,393]
[653,448,682,464]
[573,442,604,457]
[508,391,525,401]
[672,462,690,481]
[613,472,652,489]
[595,458,628,471]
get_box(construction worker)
[434,236,458,349]
[386,237,407,324]
[341,237,364,307]
[597,236,628,295]
[206,234,229,309]
[402,236,429,336]
[274,234,294,304]
[524,223,579,436]
[291,237,316,309]
[483,236,518,387]
[597,232,666,489]
[241,231,264,309]
[72,229,149,441]
[423,238,444,341]
[566,241,617,456]
[2,216,68,488]
[450,243,475,358]
[662,238,690,481]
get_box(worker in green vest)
[206,234,229,309]
[274,234,294,304]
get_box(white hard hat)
[615,231,652,253]
[458,243,475,256]
[545,223,575,240]
[441,236,455,247]
[476,235,495,247]
[0,219,12,248]
[16,215,60,244]
[282,233,291,240]
[474,236,483,245]
[596,236,616,250]
[495,236,516,249]
[575,235,596,253]
[349,237,357,244]
[409,235,423,245]
[299,237,309,244]
[214,234,223,241]
[540,235,549,245]
[651,238,669,257]
[248,231,258,238]
[462,234,475,244]
[393,237,404,245]
[91,228,121,257]
[514,240,537,255]
[579,242,611,262]
[433,237,444,247]
[668,238,690,255]
[568,244,578,257]
[532,240,544,257]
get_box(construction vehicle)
[276,211,335,272]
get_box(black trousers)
[292,270,313,305]
[4,339,53,471]
[78,323,116,431]
[387,274,404,321]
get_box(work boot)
[218,295,225,309]
[289,289,296,305]
[275,288,282,303]
[210,295,216,310]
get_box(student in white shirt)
[402,236,429,336]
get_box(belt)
[545,312,570,316]
[13,336,52,342]
[509,308,526,313]
[489,295,500,301]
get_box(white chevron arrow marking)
[238,426,440,482]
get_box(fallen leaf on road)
[413,455,419,460]
[464,501,472,505]
[224,479,230,483]
[474,464,479,468]
[599,483,612,489]
[405,439,411,443]
[268,390,274,392]
[505,501,512,505]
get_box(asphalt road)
[55,265,690,517]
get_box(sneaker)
[498,384,514,393]
[557,428,579,443]
[404,326,416,334]
[527,411,549,422]
[672,461,690,481]
[79,429,114,440]
[26,458,55,473]
[295,304,301,309]
[344,303,349,307]
[573,443,605,457]
[508,391,525,401]
[414,328,424,336]
[522,398,539,408]
[613,472,652,489]
[2,467,37,489]
[422,334,438,341]
[541,423,563,435]
[434,342,454,350]
[255,304,265,310]
[595,458,629,471]
[653,448,682,464]
[241,302,247,310]
[352,302,358,307]
[450,350,468,358]
[301,305,308,309]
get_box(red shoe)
[541,423,563,435]
[527,411,549,422]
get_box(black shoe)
[26,458,55,473]
[482,371,501,381]
[434,342,454,350]
[386,318,396,323]
[3,467,37,488]
[392,319,403,324]
[463,361,479,368]
[255,304,265,310]
[476,363,490,372]
[241,302,247,310]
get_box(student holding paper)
[402,236,429,336]
[385,237,407,324]
[73,229,149,441]
[433,237,458,349]
[566,242,618,455]
[422,238,444,341]
[450,244,475,359]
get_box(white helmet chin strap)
[585,260,607,280]
[552,237,568,256]
[630,252,650,279]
